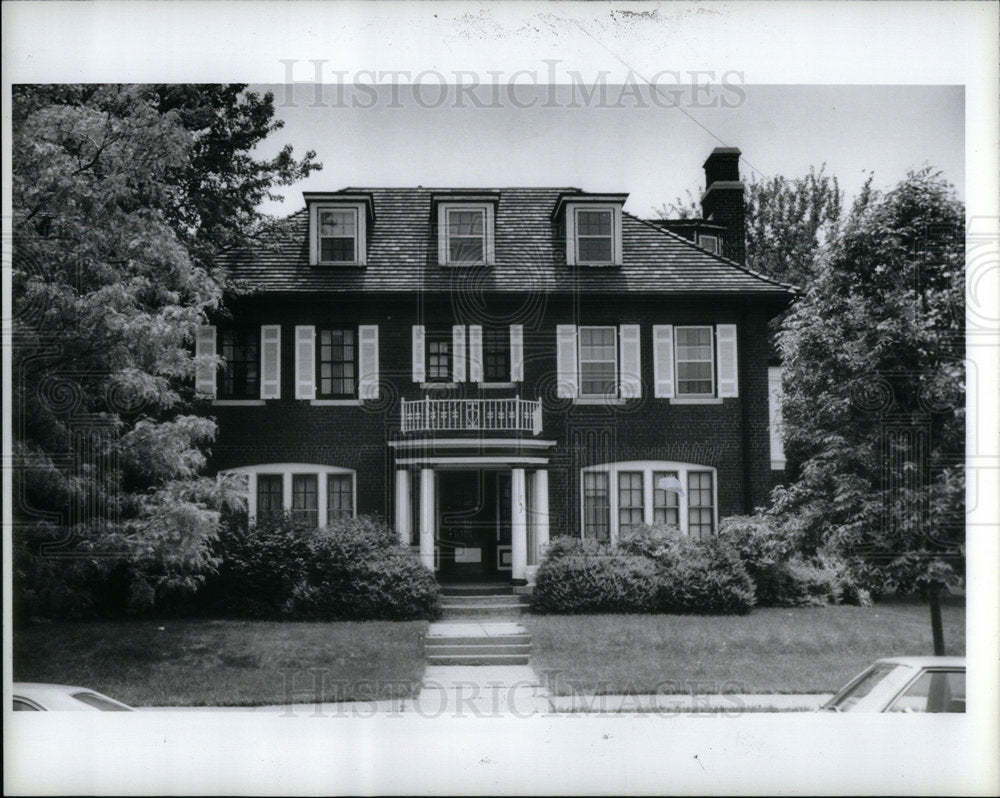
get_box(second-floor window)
[219,328,259,399]
[675,326,715,396]
[483,327,510,382]
[578,326,618,397]
[426,332,452,382]
[317,328,356,397]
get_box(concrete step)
[426,634,532,646]
[425,643,532,656]
[441,584,513,596]
[426,653,531,666]
[441,595,531,605]
[439,604,529,618]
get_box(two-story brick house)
[198,147,793,584]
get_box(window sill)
[314,261,365,267]
[574,397,626,406]
[212,399,266,406]
[420,382,458,390]
[479,381,517,389]
[669,397,724,405]
[310,399,362,406]
[439,261,492,268]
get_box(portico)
[389,439,554,583]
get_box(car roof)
[873,656,966,668]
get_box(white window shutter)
[717,324,739,398]
[195,325,217,397]
[260,325,281,399]
[436,206,448,265]
[510,324,524,382]
[452,325,466,382]
[412,325,425,383]
[556,325,578,398]
[295,325,316,400]
[652,325,675,398]
[468,325,483,383]
[619,324,641,399]
[358,325,379,399]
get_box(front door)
[437,470,498,581]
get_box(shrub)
[650,536,757,615]
[203,513,440,620]
[294,523,440,620]
[532,553,658,614]
[201,512,313,618]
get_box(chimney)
[700,147,745,266]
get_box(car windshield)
[827,663,900,711]
[71,692,131,711]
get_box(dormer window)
[697,233,720,255]
[555,194,627,266]
[305,195,372,266]
[437,202,495,265]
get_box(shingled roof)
[217,187,794,298]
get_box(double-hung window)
[675,326,715,396]
[318,208,359,263]
[652,471,680,527]
[575,209,614,263]
[578,326,618,397]
[437,203,494,266]
[223,465,357,527]
[219,328,259,399]
[317,328,356,397]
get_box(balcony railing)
[401,397,543,435]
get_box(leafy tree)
[12,84,319,615]
[656,164,844,286]
[771,168,964,652]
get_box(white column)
[533,469,550,561]
[395,469,411,546]
[419,468,436,571]
[511,468,528,581]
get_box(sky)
[251,83,965,219]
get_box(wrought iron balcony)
[401,397,542,435]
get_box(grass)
[526,596,966,696]
[13,618,429,707]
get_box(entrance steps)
[425,624,531,666]
[439,593,531,619]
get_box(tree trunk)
[929,585,945,655]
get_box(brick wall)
[207,293,782,532]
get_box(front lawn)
[14,619,429,707]
[527,596,965,695]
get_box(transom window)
[317,208,359,263]
[292,474,319,527]
[317,328,356,397]
[327,474,354,524]
[427,333,452,382]
[618,472,644,531]
[675,326,715,396]
[579,326,618,397]
[582,471,610,542]
[575,208,614,263]
[484,327,510,382]
[219,328,259,399]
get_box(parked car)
[821,657,965,713]
[12,683,134,711]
